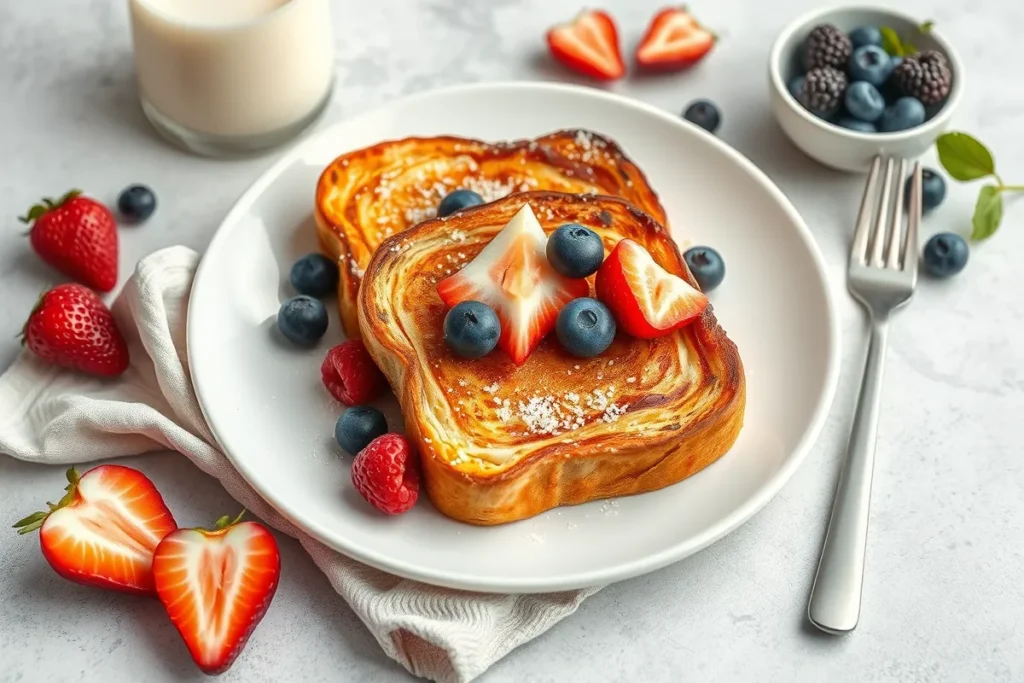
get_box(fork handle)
[807,319,889,634]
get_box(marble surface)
[2,0,1023,681]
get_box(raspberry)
[803,24,852,70]
[892,51,952,106]
[321,340,386,406]
[351,434,420,515]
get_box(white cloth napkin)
[0,246,600,683]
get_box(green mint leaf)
[936,132,997,181]
[971,186,1003,240]
[903,40,919,55]
[880,26,904,56]
[920,20,935,34]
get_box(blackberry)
[798,67,848,115]
[892,51,952,106]
[803,24,852,70]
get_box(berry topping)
[682,99,722,134]
[547,223,605,279]
[596,239,709,339]
[437,204,589,365]
[443,300,501,359]
[922,232,968,278]
[878,97,925,132]
[906,168,947,212]
[437,189,484,218]
[321,340,387,405]
[277,295,328,347]
[844,81,886,123]
[837,118,877,133]
[335,406,388,456]
[546,10,626,81]
[787,76,805,100]
[848,25,882,49]
[798,67,848,116]
[555,297,616,359]
[290,253,339,298]
[892,51,952,106]
[683,246,726,292]
[635,7,715,71]
[803,24,853,70]
[351,434,420,515]
[117,184,157,223]
[848,45,893,87]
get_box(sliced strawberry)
[636,7,716,70]
[547,10,626,81]
[13,465,177,595]
[437,204,589,365]
[152,513,280,675]
[596,239,708,339]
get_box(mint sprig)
[935,132,1024,241]
[879,20,935,57]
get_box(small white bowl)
[769,5,965,173]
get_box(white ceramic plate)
[188,82,839,593]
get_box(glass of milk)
[128,0,334,156]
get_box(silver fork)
[807,156,922,634]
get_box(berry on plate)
[13,465,176,595]
[799,67,848,117]
[906,167,946,212]
[596,239,708,339]
[555,297,616,359]
[438,189,484,218]
[803,24,852,70]
[878,96,925,132]
[891,51,952,106]
[683,246,726,292]
[437,204,589,365]
[20,189,118,292]
[844,81,885,122]
[443,300,501,359]
[277,295,328,347]
[321,340,387,405]
[635,7,715,71]
[682,99,721,134]
[547,223,605,279]
[153,512,280,675]
[922,232,968,278]
[335,406,389,456]
[117,184,157,223]
[351,434,420,515]
[546,9,625,81]
[290,253,339,298]
[848,25,882,49]
[22,283,129,377]
[848,45,893,87]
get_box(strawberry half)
[596,239,708,339]
[636,7,716,71]
[547,9,626,81]
[153,512,280,675]
[437,204,589,365]
[13,465,177,595]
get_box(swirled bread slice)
[316,130,666,337]
[358,192,745,526]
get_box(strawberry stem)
[11,467,81,535]
[18,290,49,346]
[17,189,82,224]
[212,510,246,531]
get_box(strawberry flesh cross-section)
[636,7,716,70]
[437,204,590,365]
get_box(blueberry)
[837,117,877,133]
[438,189,484,218]
[555,298,616,359]
[905,168,947,212]
[878,97,925,132]
[277,295,329,347]
[787,76,805,100]
[289,253,339,298]
[547,224,604,278]
[683,246,725,292]
[443,301,500,359]
[844,81,885,122]
[922,232,968,278]
[682,100,721,134]
[849,26,882,48]
[848,45,893,86]
[117,184,157,223]
[335,406,388,456]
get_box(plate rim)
[187,80,841,593]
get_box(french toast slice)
[358,192,745,526]
[316,130,666,337]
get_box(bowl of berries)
[769,5,964,172]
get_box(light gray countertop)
[2,0,1022,681]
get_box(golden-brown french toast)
[316,130,666,337]
[358,192,745,525]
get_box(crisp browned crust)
[315,130,667,338]
[358,192,745,525]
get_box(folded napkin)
[0,246,600,683]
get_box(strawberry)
[437,205,589,365]
[321,340,387,406]
[152,512,280,675]
[20,190,119,292]
[13,466,177,595]
[596,239,708,339]
[636,7,716,71]
[351,434,420,515]
[22,283,130,377]
[546,9,626,81]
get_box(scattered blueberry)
[437,189,484,218]
[277,295,329,347]
[922,232,968,278]
[289,253,339,298]
[848,25,882,49]
[848,45,893,86]
[335,406,388,456]
[837,117,877,133]
[117,184,157,223]
[788,76,806,100]
[547,224,604,279]
[683,246,726,292]
[878,97,926,132]
[682,100,721,134]
[443,301,500,359]
[556,298,616,358]
[905,168,947,212]
[844,81,885,122]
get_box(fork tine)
[870,157,895,266]
[886,158,908,268]
[851,156,882,265]
[903,162,922,275]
